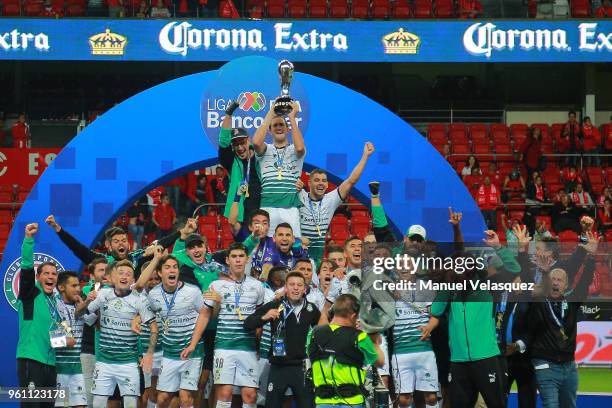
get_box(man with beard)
[44,215,179,272]
[85,260,158,408]
[219,101,262,239]
[253,101,305,237]
[260,223,308,280]
[16,223,60,407]
[297,142,375,263]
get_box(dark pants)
[17,358,57,408]
[482,209,497,230]
[506,355,537,408]
[265,364,314,408]
[449,356,507,408]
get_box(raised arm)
[134,245,164,291]
[18,223,39,301]
[338,142,375,200]
[449,207,464,252]
[45,214,99,265]
[369,182,399,243]
[288,101,305,157]
[253,107,274,156]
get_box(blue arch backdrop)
[0,56,485,386]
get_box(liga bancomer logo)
[3,253,65,311]
[205,93,304,129]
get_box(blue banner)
[0,19,610,62]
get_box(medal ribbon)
[307,196,323,233]
[161,286,179,328]
[276,298,304,336]
[241,157,251,186]
[546,299,566,329]
[46,295,62,325]
[274,146,287,175]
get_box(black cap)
[185,233,205,248]
[231,127,248,142]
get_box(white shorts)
[262,207,301,237]
[379,335,390,377]
[392,351,439,394]
[143,351,163,389]
[213,349,259,388]
[92,361,140,397]
[157,357,203,393]
[55,373,87,407]
[256,358,271,405]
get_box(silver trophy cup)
[273,60,294,116]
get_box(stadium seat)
[24,0,43,16]
[551,123,565,142]
[267,0,285,17]
[371,0,390,18]
[0,210,12,224]
[587,168,605,186]
[536,215,552,230]
[66,1,85,15]
[331,214,349,226]
[352,223,370,239]
[351,0,369,18]
[557,230,578,242]
[469,124,489,144]
[427,124,448,145]
[287,0,306,16]
[329,0,348,17]
[491,124,509,143]
[449,123,469,145]
[3,0,21,15]
[392,0,411,17]
[494,143,512,155]
[309,0,328,17]
[199,223,219,246]
[435,0,454,17]
[474,143,493,159]
[510,123,529,147]
[414,0,433,17]
[330,223,350,245]
[571,0,591,17]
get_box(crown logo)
[89,29,127,56]
[382,28,421,55]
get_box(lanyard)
[234,278,245,309]
[274,146,287,173]
[497,291,509,314]
[46,295,62,325]
[276,299,304,335]
[161,286,179,322]
[57,298,74,328]
[241,157,251,185]
[253,239,269,269]
[546,299,567,329]
[307,196,323,228]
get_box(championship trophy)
[273,60,295,116]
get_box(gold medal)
[277,169,283,180]
[496,312,503,330]
[236,307,245,320]
[245,185,250,198]
[163,319,170,335]
[61,320,72,335]
[316,225,322,237]
[278,304,285,313]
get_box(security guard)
[306,294,384,408]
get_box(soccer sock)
[123,395,138,408]
[215,401,232,408]
[92,395,109,408]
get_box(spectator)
[502,214,520,254]
[211,166,229,208]
[40,0,64,16]
[570,182,594,209]
[463,167,481,195]
[200,0,219,16]
[520,126,544,178]
[561,166,581,192]
[503,168,526,202]
[526,175,547,205]
[476,176,500,230]
[534,218,553,241]
[153,194,176,239]
[442,143,451,161]
[127,201,148,249]
[598,198,612,231]
[458,0,482,17]
[553,188,567,203]
[552,194,580,233]
[107,0,125,16]
[487,162,502,187]
[460,155,479,177]
[597,186,612,205]
[87,0,107,16]
[147,186,164,208]
[595,0,612,16]
[560,110,582,167]
[135,0,149,16]
[582,116,601,167]
[150,0,171,17]
[187,174,209,216]
[12,112,31,148]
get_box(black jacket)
[527,256,595,363]
[497,301,530,354]
[244,297,320,366]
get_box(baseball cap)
[185,233,205,248]
[231,127,248,142]
[406,225,427,240]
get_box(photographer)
[307,294,384,408]
[244,271,320,408]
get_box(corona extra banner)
[0,19,610,62]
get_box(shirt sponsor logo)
[0,29,49,52]
[3,253,65,311]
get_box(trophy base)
[273,97,293,116]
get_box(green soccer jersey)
[87,287,154,364]
[256,143,304,208]
[147,282,205,360]
[206,276,265,352]
[393,299,432,354]
[55,301,84,374]
[258,287,276,358]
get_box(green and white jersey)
[147,283,205,360]
[299,189,343,262]
[393,295,432,354]
[258,287,276,359]
[87,287,154,364]
[55,300,84,374]
[256,143,304,208]
[206,276,265,352]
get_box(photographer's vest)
[308,325,367,403]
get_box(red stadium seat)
[469,124,488,143]
[449,123,468,145]
[199,223,219,245]
[287,0,306,16]
[531,123,550,141]
[330,223,350,245]
[352,223,370,239]
[371,0,390,18]
[329,0,348,17]
[24,0,43,16]
[66,2,85,15]
[571,0,591,17]
[536,215,552,230]
[3,0,21,15]
[351,0,369,18]
[474,143,493,159]
[510,123,529,147]
[267,0,285,17]
[393,0,411,17]
[587,168,604,186]
[557,230,578,242]
[428,124,448,145]
[495,143,513,155]
[491,124,509,143]
[435,0,454,17]
[309,0,328,17]
[551,123,565,142]
[414,0,433,17]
